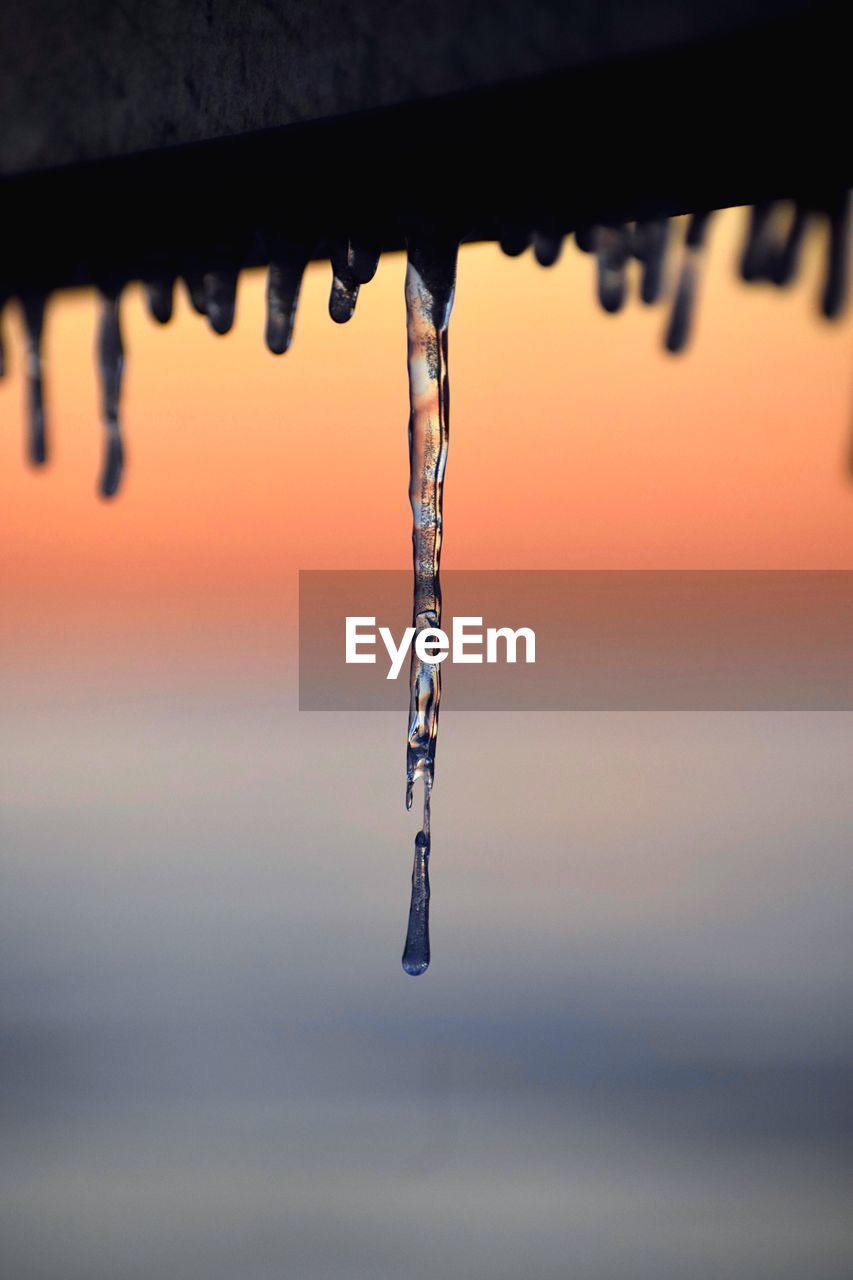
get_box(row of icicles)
[0,196,849,499]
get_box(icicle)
[328,241,360,324]
[821,193,850,320]
[740,202,775,282]
[204,268,238,334]
[145,278,174,325]
[665,212,713,354]
[329,272,359,323]
[266,248,307,354]
[96,288,125,499]
[183,271,208,317]
[575,226,596,254]
[533,231,564,267]
[595,226,628,313]
[499,229,531,257]
[402,826,431,976]
[327,235,382,324]
[635,219,671,304]
[401,232,458,976]
[770,204,809,286]
[21,293,47,466]
[347,236,381,285]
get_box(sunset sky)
[1,207,852,677]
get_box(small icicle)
[145,278,174,325]
[769,205,809,287]
[96,288,125,499]
[183,271,208,316]
[328,241,361,324]
[329,272,359,323]
[21,293,48,466]
[740,202,774,282]
[402,821,431,976]
[266,248,307,354]
[595,226,628,313]
[575,226,596,254]
[665,211,713,354]
[204,268,238,334]
[533,231,564,267]
[499,229,531,257]
[821,193,850,320]
[635,219,671,304]
[347,236,381,285]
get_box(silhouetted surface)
[0,0,817,176]
[0,2,849,295]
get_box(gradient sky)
[1,208,852,651]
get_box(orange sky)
[1,208,852,665]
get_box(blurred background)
[1,211,852,1278]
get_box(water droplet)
[97,288,125,499]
